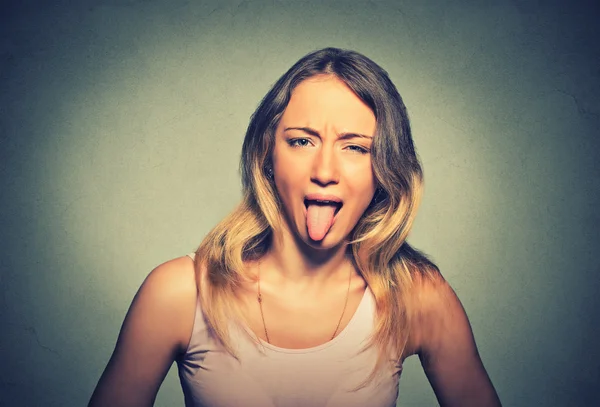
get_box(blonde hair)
[194,47,440,383]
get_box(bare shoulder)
[413,274,459,318]
[408,273,467,355]
[88,256,199,406]
[142,255,197,299]
[407,274,502,406]
[130,255,199,352]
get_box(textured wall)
[1,1,599,406]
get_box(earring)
[373,187,385,202]
[265,166,274,180]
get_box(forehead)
[279,75,376,135]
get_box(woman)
[89,48,501,407]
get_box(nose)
[310,144,339,186]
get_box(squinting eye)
[288,138,311,148]
[346,145,370,154]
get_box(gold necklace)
[257,263,352,344]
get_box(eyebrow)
[284,126,373,140]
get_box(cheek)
[273,168,303,204]
[358,188,376,212]
[273,154,309,192]
[357,186,378,217]
[349,168,376,200]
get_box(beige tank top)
[177,253,402,407]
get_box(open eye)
[288,138,312,148]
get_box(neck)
[262,225,353,285]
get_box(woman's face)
[271,75,377,249]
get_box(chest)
[242,284,366,349]
[187,343,399,407]
[177,289,401,407]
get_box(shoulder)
[88,256,199,406]
[406,274,502,405]
[413,273,457,318]
[407,273,469,355]
[141,255,197,297]
[130,255,199,353]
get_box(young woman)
[89,48,502,407]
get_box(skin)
[272,74,377,253]
[240,75,377,348]
[88,75,501,407]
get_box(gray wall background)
[1,0,599,406]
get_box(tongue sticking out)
[306,203,337,241]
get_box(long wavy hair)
[195,47,440,382]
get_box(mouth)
[303,199,343,216]
[303,195,344,241]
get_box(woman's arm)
[88,256,197,407]
[414,277,502,407]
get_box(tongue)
[306,204,337,241]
